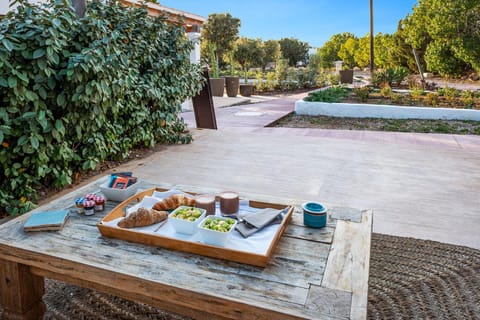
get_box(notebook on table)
[23,210,70,232]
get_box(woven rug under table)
[1,233,479,319]
[368,233,480,320]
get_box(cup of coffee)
[219,192,239,215]
[195,194,216,215]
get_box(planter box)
[339,70,353,84]
[240,84,254,97]
[294,100,480,121]
[209,78,225,97]
[225,76,239,97]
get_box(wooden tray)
[97,187,293,267]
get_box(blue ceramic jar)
[302,202,327,228]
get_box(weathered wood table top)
[0,177,372,320]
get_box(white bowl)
[99,181,139,202]
[198,216,237,247]
[169,206,206,235]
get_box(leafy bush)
[326,73,340,85]
[315,72,329,87]
[438,86,459,102]
[391,93,402,104]
[265,72,277,90]
[0,0,203,215]
[424,41,468,77]
[372,67,409,87]
[424,92,439,106]
[410,87,425,101]
[354,87,370,102]
[461,90,475,108]
[275,58,289,83]
[254,71,265,91]
[380,84,393,98]
[304,86,349,102]
[392,67,409,86]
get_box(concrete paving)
[181,92,308,128]
[181,94,276,111]
[108,95,480,249]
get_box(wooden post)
[412,48,425,85]
[0,259,45,320]
[369,0,374,73]
[192,68,218,129]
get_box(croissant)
[152,194,196,211]
[118,207,168,228]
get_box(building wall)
[1,0,45,15]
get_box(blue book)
[23,210,70,232]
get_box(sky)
[161,0,418,49]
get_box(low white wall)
[294,100,480,121]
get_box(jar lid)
[302,202,327,214]
[94,195,105,202]
[83,200,95,207]
[85,193,96,200]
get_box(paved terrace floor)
[110,94,480,249]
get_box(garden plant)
[0,0,203,215]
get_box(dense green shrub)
[354,87,370,102]
[0,0,203,215]
[372,67,409,87]
[303,86,349,103]
[460,90,476,108]
[424,41,468,77]
[437,86,459,102]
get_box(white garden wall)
[294,100,480,121]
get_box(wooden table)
[0,177,372,320]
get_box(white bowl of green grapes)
[198,216,237,246]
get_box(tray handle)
[102,187,156,222]
[118,188,154,206]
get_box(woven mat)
[368,233,480,320]
[1,233,480,319]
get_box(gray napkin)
[235,207,289,238]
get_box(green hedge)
[0,0,204,215]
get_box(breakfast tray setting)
[97,187,294,267]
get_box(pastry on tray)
[152,194,196,211]
[118,208,168,228]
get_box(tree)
[233,37,265,83]
[278,37,309,67]
[338,37,358,68]
[403,0,480,76]
[424,41,469,76]
[372,33,390,69]
[307,53,322,73]
[354,35,370,68]
[201,13,241,71]
[262,39,280,70]
[391,20,425,72]
[317,32,355,68]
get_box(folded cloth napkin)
[236,207,289,238]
